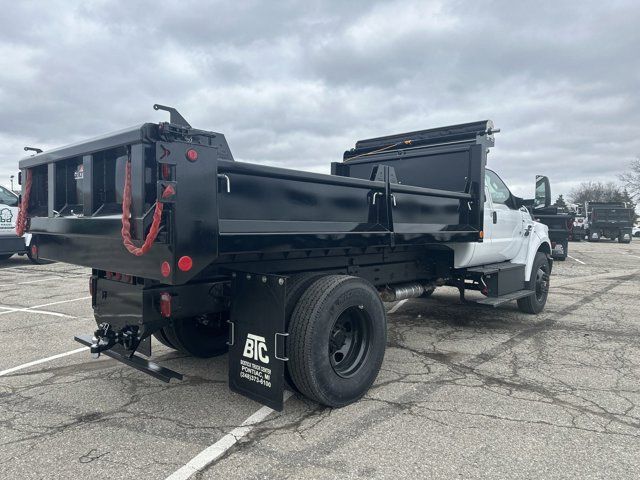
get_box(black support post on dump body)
[82,154,93,216]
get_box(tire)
[288,275,387,407]
[153,328,178,349]
[27,245,49,264]
[0,254,13,261]
[553,240,568,261]
[421,286,436,297]
[162,312,229,358]
[517,252,551,314]
[285,273,324,321]
[282,273,325,391]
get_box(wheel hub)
[328,306,371,378]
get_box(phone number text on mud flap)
[240,359,272,388]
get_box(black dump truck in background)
[527,176,573,260]
[530,207,573,260]
[569,203,587,241]
[586,202,634,243]
[16,106,553,410]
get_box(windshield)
[0,185,19,207]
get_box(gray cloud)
[1,0,639,200]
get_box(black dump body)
[18,118,494,285]
[588,202,634,232]
[531,206,573,259]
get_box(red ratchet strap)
[121,161,174,256]
[15,169,32,237]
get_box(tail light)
[160,293,172,318]
[89,277,95,296]
[178,256,193,272]
[186,148,198,162]
[161,163,171,180]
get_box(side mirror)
[535,175,551,208]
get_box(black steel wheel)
[163,312,229,358]
[329,305,372,378]
[517,252,551,314]
[288,275,387,407]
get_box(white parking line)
[0,277,58,288]
[0,306,75,318]
[567,255,586,265]
[166,391,294,480]
[0,296,91,316]
[388,298,408,314]
[0,347,88,377]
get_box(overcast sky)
[1,0,639,199]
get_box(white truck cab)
[453,169,551,272]
[0,185,28,261]
[449,169,552,313]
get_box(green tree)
[553,194,567,209]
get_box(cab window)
[485,170,511,206]
[0,186,18,207]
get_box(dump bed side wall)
[334,140,486,240]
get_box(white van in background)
[0,185,28,261]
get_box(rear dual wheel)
[287,275,387,407]
[154,312,229,358]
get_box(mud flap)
[228,272,287,411]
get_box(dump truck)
[585,202,634,243]
[568,203,587,241]
[527,177,573,260]
[16,106,552,410]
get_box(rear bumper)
[0,235,26,255]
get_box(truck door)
[0,186,19,234]
[484,170,524,261]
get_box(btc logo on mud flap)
[243,333,269,364]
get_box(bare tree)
[619,156,640,200]
[568,181,624,205]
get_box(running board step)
[74,335,183,383]
[475,289,534,307]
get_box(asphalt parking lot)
[1,240,639,479]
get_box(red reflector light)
[31,245,38,257]
[178,256,193,272]
[162,163,171,180]
[186,149,198,162]
[161,261,171,277]
[160,292,172,318]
